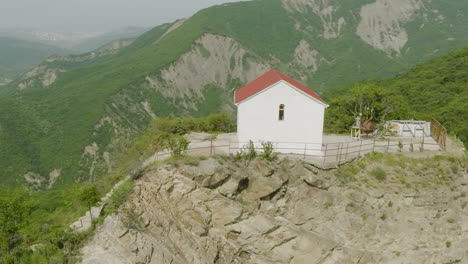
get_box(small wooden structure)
[351,126,361,140]
[350,115,361,140]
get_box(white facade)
[236,80,327,155]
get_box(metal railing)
[431,118,447,150]
[145,136,441,169]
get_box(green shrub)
[365,152,384,162]
[79,184,101,219]
[180,155,206,166]
[335,163,361,182]
[370,167,387,181]
[167,135,190,158]
[447,218,456,224]
[202,113,235,132]
[380,213,387,221]
[149,113,235,135]
[259,141,278,161]
[239,140,257,160]
[108,180,134,212]
[129,165,148,180]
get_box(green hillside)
[379,47,468,144]
[325,46,468,145]
[0,37,64,83]
[1,0,468,187]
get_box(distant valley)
[0,27,148,86]
[0,26,149,53]
[0,37,65,86]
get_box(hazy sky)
[0,0,247,33]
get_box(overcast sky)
[0,0,247,33]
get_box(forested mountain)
[0,37,64,86]
[325,46,468,145]
[1,0,467,187]
[379,47,468,143]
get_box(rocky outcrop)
[15,39,134,91]
[289,40,328,80]
[81,157,468,263]
[23,169,62,190]
[356,0,423,56]
[282,0,346,39]
[0,77,12,86]
[144,33,270,111]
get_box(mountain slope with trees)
[1,0,468,186]
[0,37,65,86]
[325,46,468,145]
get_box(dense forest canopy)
[325,46,468,145]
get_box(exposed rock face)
[24,169,62,190]
[81,157,468,263]
[0,78,11,86]
[159,18,188,41]
[290,40,326,80]
[144,33,270,110]
[357,0,423,55]
[283,0,346,39]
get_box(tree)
[167,135,190,158]
[325,84,411,133]
[0,188,35,259]
[78,184,100,221]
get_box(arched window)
[279,104,285,121]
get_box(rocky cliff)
[81,154,468,263]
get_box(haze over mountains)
[0,0,467,187]
[0,27,150,85]
[0,27,149,53]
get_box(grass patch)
[335,163,361,182]
[380,213,387,221]
[107,180,134,213]
[370,167,387,181]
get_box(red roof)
[234,70,327,105]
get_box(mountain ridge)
[1,0,467,186]
[0,37,65,85]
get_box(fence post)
[344,142,349,161]
[210,139,213,155]
[337,143,342,164]
[372,138,376,153]
[303,144,307,159]
[387,138,390,152]
[442,127,447,150]
[336,143,340,162]
[322,144,328,168]
[358,140,363,157]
